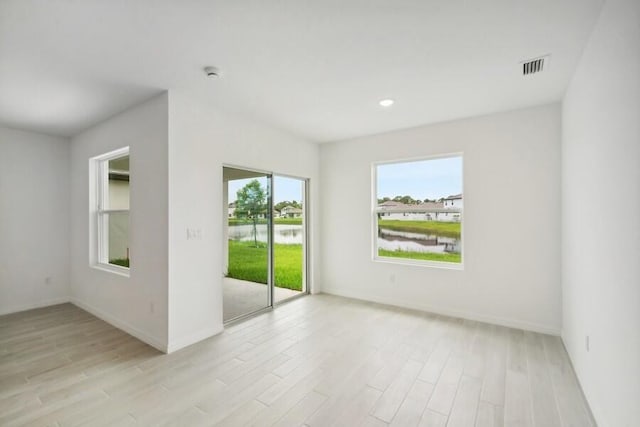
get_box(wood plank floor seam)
[0,296,596,426]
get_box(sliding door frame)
[223,164,273,322]
[223,165,309,323]
[273,173,310,306]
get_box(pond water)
[228,224,460,254]
[378,228,460,254]
[228,224,303,244]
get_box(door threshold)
[223,292,309,326]
[223,305,273,326]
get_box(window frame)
[90,147,131,277]
[372,153,464,270]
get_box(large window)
[92,147,130,273]
[373,154,463,267]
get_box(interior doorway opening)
[222,166,308,322]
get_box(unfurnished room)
[0,1,638,426]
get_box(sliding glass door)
[273,175,306,303]
[223,167,308,322]
[223,167,272,321]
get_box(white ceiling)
[0,0,603,142]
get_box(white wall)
[320,104,562,334]
[0,127,70,314]
[69,94,169,351]
[167,91,319,352]
[561,0,640,425]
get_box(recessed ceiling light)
[379,99,394,107]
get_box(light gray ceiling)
[0,0,603,142]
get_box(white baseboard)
[560,330,602,426]
[70,297,168,353]
[0,297,70,316]
[321,287,561,335]
[166,324,224,354]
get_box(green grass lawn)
[109,258,130,268]
[227,240,303,290]
[378,219,461,238]
[228,218,256,226]
[378,248,461,263]
[228,217,302,226]
[273,217,303,225]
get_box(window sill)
[373,256,464,271]
[91,263,131,278]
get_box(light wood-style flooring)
[0,295,595,426]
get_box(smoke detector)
[204,66,221,78]
[521,55,549,76]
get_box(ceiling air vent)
[521,56,548,76]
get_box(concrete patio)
[223,277,302,321]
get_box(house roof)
[444,194,463,200]
[377,201,460,214]
[379,200,405,207]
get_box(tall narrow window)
[373,154,463,267]
[93,147,130,272]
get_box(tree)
[236,179,267,247]
[393,195,417,205]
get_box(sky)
[377,156,462,201]
[228,175,303,204]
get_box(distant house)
[377,195,462,222]
[280,206,303,218]
[228,202,236,218]
[444,194,463,209]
